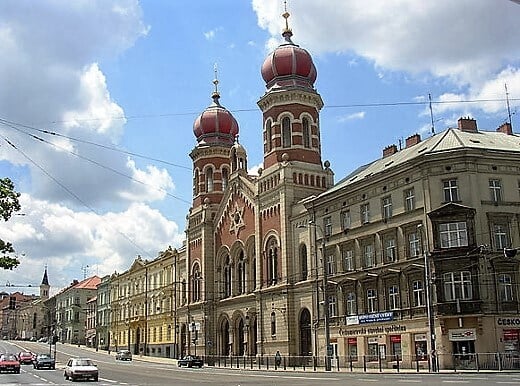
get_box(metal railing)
[202,352,520,372]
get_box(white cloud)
[337,111,365,122]
[204,27,222,40]
[0,194,182,291]
[248,162,263,176]
[252,0,520,107]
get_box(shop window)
[367,341,378,361]
[414,336,428,361]
[390,335,402,359]
[348,338,358,361]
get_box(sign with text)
[359,312,394,324]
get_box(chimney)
[496,122,513,135]
[383,144,398,158]
[458,117,478,132]
[405,133,421,148]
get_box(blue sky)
[1,0,519,294]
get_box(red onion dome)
[261,29,317,89]
[193,91,239,146]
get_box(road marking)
[442,381,470,383]
[356,378,380,382]
[397,380,422,383]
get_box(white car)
[63,358,98,382]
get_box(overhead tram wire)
[0,134,156,260]
[0,118,191,171]
[0,120,192,206]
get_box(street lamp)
[244,314,250,356]
[418,224,437,372]
[299,220,332,371]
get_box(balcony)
[436,300,482,315]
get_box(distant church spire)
[40,266,50,299]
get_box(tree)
[0,177,22,269]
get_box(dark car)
[178,355,203,368]
[115,350,132,361]
[0,353,20,373]
[64,358,98,382]
[17,351,33,365]
[33,354,55,370]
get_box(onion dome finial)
[282,0,293,42]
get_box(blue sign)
[358,312,394,324]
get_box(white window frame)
[489,179,502,202]
[327,253,336,276]
[343,249,354,272]
[324,216,332,237]
[439,222,468,248]
[382,196,392,220]
[385,238,397,263]
[361,203,370,224]
[493,224,508,250]
[408,232,422,257]
[498,274,513,302]
[388,285,400,310]
[412,280,425,307]
[364,244,375,268]
[443,179,459,202]
[367,289,377,313]
[342,210,351,230]
[443,271,472,301]
[346,292,356,315]
[329,295,338,317]
[405,188,415,212]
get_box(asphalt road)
[1,340,520,385]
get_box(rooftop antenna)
[81,265,89,279]
[505,83,513,131]
[428,93,435,135]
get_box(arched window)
[302,117,311,148]
[300,244,308,281]
[265,120,272,152]
[194,170,199,196]
[222,167,229,191]
[237,251,246,295]
[267,238,279,286]
[282,117,291,148]
[191,264,201,302]
[223,255,231,298]
[206,167,214,192]
[251,249,257,290]
[270,311,277,336]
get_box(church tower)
[190,74,238,209]
[40,267,50,300]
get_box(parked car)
[33,354,55,370]
[178,355,203,368]
[115,350,132,361]
[63,358,98,382]
[0,353,20,373]
[37,337,48,343]
[18,351,34,365]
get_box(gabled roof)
[73,275,101,290]
[322,127,520,198]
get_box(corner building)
[143,15,520,370]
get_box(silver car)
[63,358,98,382]
[115,350,132,361]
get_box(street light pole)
[319,231,332,372]
[419,224,437,372]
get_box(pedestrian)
[275,350,281,367]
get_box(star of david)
[229,204,245,236]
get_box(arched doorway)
[220,319,230,356]
[237,319,245,356]
[300,308,312,356]
[135,327,141,355]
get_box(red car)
[0,353,21,373]
[18,351,33,365]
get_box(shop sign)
[390,335,401,343]
[449,328,476,341]
[346,316,359,326]
[497,317,520,326]
[348,337,357,345]
[367,336,380,344]
[414,333,427,341]
[359,312,394,324]
[503,329,519,340]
